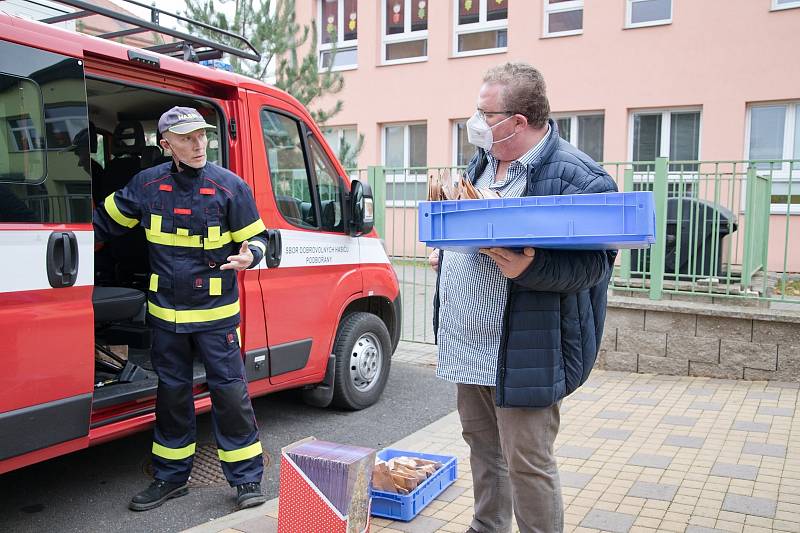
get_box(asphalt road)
[0,361,455,533]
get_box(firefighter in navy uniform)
[94,107,270,512]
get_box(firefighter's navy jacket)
[94,161,268,333]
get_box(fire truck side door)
[0,41,94,467]
[246,93,361,386]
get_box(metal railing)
[351,159,799,343]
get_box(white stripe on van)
[255,229,390,269]
[0,228,389,293]
[0,230,94,293]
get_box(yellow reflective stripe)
[231,219,266,242]
[152,441,195,460]
[149,273,159,292]
[150,214,162,236]
[176,227,189,236]
[148,300,240,324]
[203,231,232,250]
[236,327,241,344]
[145,228,203,248]
[209,277,222,296]
[217,441,262,463]
[104,192,139,228]
[208,226,221,242]
[143,228,235,250]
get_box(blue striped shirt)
[436,127,550,386]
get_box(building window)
[1,74,45,182]
[323,125,360,169]
[543,0,583,37]
[318,0,358,70]
[382,0,428,64]
[454,0,508,56]
[630,109,700,174]
[554,113,604,162]
[772,0,800,10]
[323,125,358,157]
[626,0,672,28]
[453,120,475,167]
[746,102,800,210]
[383,123,427,205]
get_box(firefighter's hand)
[480,247,535,279]
[221,241,254,271]
[428,249,439,272]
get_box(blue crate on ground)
[370,448,458,522]
[419,191,655,252]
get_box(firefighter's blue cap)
[158,106,216,135]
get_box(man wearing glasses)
[430,63,617,533]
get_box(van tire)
[331,312,392,410]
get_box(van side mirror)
[348,180,374,236]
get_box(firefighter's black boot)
[129,479,188,511]
[236,482,266,509]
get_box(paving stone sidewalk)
[185,341,800,533]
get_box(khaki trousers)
[457,384,563,533]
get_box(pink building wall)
[296,0,800,271]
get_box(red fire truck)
[0,1,400,475]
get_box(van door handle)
[46,231,79,288]
[265,229,282,268]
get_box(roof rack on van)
[37,0,261,63]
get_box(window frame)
[628,107,702,193]
[452,118,474,167]
[322,125,359,177]
[381,0,429,65]
[317,0,359,72]
[772,0,800,11]
[744,101,800,214]
[43,104,87,150]
[625,0,672,29]
[452,0,509,58]
[543,0,584,38]
[323,125,358,155]
[7,116,43,153]
[381,121,428,207]
[552,111,605,161]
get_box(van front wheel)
[332,312,392,410]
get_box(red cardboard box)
[278,438,374,533]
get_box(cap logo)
[159,106,215,134]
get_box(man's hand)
[428,249,439,272]
[221,240,254,271]
[480,247,535,279]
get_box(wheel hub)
[350,333,382,392]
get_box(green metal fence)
[351,159,799,344]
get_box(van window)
[309,137,344,232]
[0,74,46,183]
[261,109,318,228]
[0,41,91,224]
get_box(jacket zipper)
[496,282,513,406]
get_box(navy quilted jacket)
[433,119,618,408]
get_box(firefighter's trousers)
[149,327,263,486]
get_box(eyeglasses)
[476,109,515,122]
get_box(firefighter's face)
[160,129,208,169]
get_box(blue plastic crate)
[370,449,458,522]
[419,191,655,252]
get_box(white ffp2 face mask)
[466,112,516,151]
